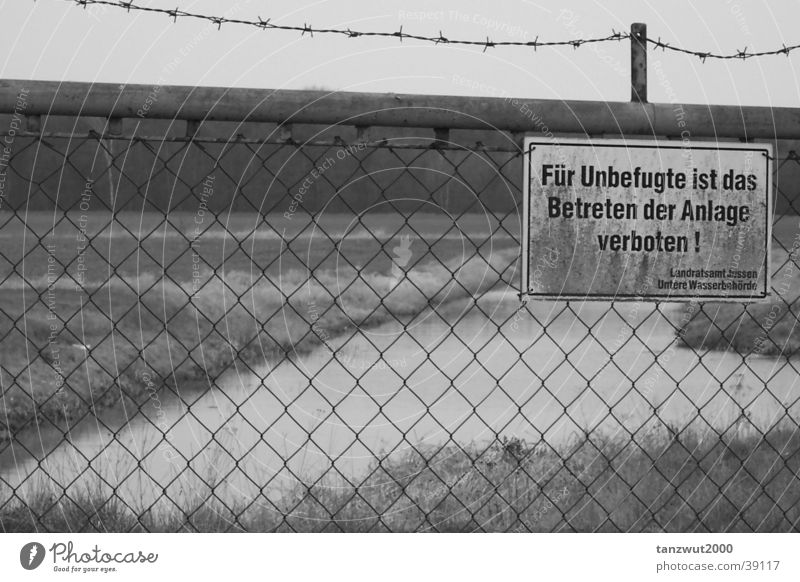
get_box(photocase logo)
[20,542,46,570]
[390,233,414,282]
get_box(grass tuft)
[3,428,798,533]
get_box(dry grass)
[3,427,799,533]
[0,247,515,439]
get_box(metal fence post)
[631,22,647,103]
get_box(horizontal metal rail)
[0,79,798,139]
[0,130,521,151]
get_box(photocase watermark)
[190,174,215,293]
[284,143,368,220]
[397,9,445,22]
[751,220,800,356]
[137,369,179,463]
[556,9,626,77]
[608,274,655,355]
[653,60,694,167]
[510,486,570,531]
[285,155,335,219]
[83,2,112,22]
[5,88,29,137]
[0,143,8,212]
[338,352,407,372]
[719,151,755,300]
[48,540,158,573]
[450,10,532,40]
[510,100,569,167]
[45,242,66,393]
[365,462,495,507]
[636,292,701,409]
[74,179,95,292]
[450,74,569,164]
[726,0,752,36]
[137,1,252,118]
[136,84,161,119]
[306,300,336,354]
[19,542,46,570]
[398,10,532,40]
[451,73,510,99]
[21,539,159,573]
[305,300,409,371]
[528,246,560,294]
[390,233,414,281]
[0,88,29,212]
[509,247,559,332]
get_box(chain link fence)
[0,103,799,532]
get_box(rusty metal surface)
[1,79,799,139]
[524,138,771,300]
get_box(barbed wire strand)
[61,0,800,61]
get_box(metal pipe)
[0,79,796,139]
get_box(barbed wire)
[62,0,800,61]
[62,0,627,52]
[646,37,800,62]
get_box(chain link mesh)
[0,119,798,532]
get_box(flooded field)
[1,212,798,514]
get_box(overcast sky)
[2,0,799,107]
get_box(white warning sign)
[522,138,771,301]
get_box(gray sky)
[2,0,799,107]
